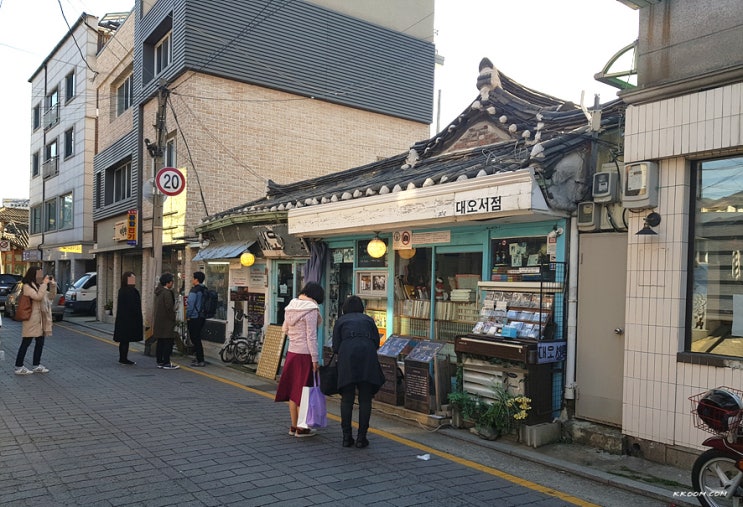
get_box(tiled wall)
[623,83,743,448]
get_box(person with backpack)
[186,271,208,367]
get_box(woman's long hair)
[22,266,42,290]
[121,271,135,289]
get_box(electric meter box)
[622,161,658,209]
[592,171,619,203]
[577,202,601,232]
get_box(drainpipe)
[564,217,579,399]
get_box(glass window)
[59,193,73,229]
[45,88,59,128]
[32,104,40,130]
[116,75,133,116]
[113,162,132,203]
[65,71,75,101]
[689,156,743,357]
[44,199,57,232]
[31,151,40,177]
[30,205,42,234]
[165,138,176,167]
[64,128,74,158]
[202,263,229,320]
[155,32,171,76]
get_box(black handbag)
[319,353,339,395]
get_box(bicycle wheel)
[220,344,235,363]
[233,339,252,364]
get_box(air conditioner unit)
[113,220,128,241]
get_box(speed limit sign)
[155,167,186,196]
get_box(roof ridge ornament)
[476,57,502,99]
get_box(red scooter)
[690,387,743,507]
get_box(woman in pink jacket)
[14,266,56,375]
[274,282,324,437]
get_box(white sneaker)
[14,366,34,375]
[32,365,50,373]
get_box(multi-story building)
[27,13,127,290]
[588,0,743,465]
[92,0,435,326]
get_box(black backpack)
[198,286,219,319]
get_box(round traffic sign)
[155,167,186,196]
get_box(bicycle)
[219,307,263,364]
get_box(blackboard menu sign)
[246,293,265,327]
[357,239,388,268]
[407,341,444,363]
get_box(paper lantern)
[366,235,387,259]
[397,248,416,259]
[240,252,255,267]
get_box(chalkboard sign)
[246,293,265,327]
[357,239,388,268]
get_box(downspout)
[564,217,579,399]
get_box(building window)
[59,193,73,229]
[65,71,75,102]
[45,88,59,128]
[165,137,176,167]
[30,205,42,234]
[32,104,41,130]
[31,151,40,177]
[113,162,132,203]
[116,75,133,116]
[64,128,74,158]
[43,140,58,179]
[688,155,743,357]
[44,199,57,232]
[155,32,172,76]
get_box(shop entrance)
[273,260,306,326]
[575,232,627,426]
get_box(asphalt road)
[0,317,677,506]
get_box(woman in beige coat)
[14,266,56,375]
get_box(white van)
[65,272,97,315]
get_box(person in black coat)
[113,271,144,365]
[332,295,385,448]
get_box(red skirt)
[274,352,313,404]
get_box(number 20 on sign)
[155,167,186,196]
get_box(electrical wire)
[56,0,97,76]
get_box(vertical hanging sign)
[127,209,138,246]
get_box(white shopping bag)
[296,385,312,429]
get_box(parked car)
[64,272,97,315]
[0,273,22,309]
[4,281,65,322]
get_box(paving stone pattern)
[0,323,574,506]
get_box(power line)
[56,0,97,76]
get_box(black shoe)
[342,436,355,447]
[190,361,206,367]
[119,359,136,365]
[355,437,369,448]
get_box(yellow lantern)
[240,252,255,267]
[397,248,416,259]
[366,234,387,259]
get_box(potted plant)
[449,382,531,440]
[104,300,113,315]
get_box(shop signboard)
[537,340,567,364]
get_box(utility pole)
[152,83,169,283]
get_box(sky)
[0,0,638,201]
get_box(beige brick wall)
[623,82,743,449]
[140,71,429,239]
[95,13,135,151]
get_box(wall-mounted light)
[636,212,661,235]
[367,233,387,259]
[240,252,255,267]
[397,248,416,260]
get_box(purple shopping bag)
[306,372,327,428]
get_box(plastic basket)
[689,387,743,435]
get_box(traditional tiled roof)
[0,207,29,249]
[200,58,625,227]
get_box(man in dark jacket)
[186,271,207,367]
[332,295,386,448]
[153,273,179,369]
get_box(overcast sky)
[0,0,637,201]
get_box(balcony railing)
[44,104,59,129]
[42,157,59,179]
